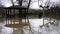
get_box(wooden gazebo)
[2,0,33,34]
[3,0,31,28]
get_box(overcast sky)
[0,0,18,7]
[0,0,60,9]
[30,0,60,9]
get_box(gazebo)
[2,0,31,28]
[2,0,34,34]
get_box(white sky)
[0,0,18,7]
[0,0,60,9]
[30,0,60,9]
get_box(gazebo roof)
[1,5,29,9]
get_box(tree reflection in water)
[0,16,60,34]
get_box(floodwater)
[0,15,60,34]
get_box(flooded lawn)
[0,15,60,34]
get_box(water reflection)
[0,16,60,34]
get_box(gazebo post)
[13,9,15,24]
[9,9,12,24]
[7,9,9,24]
[5,9,7,24]
[19,8,22,24]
